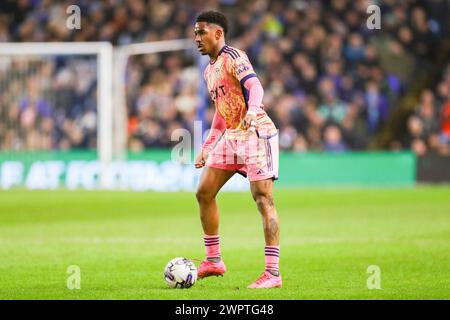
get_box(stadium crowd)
[395,65,450,156]
[0,0,449,155]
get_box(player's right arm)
[195,110,226,168]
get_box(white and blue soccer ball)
[164,257,197,288]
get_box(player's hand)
[194,150,208,168]
[242,111,257,131]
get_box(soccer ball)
[164,257,197,288]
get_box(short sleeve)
[230,51,257,85]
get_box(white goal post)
[0,42,113,187]
[112,39,195,160]
[0,39,196,188]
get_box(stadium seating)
[0,0,448,155]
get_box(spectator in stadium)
[415,89,440,138]
[316,78,348,126]
[323,124,348,152]
[364,80,389,133]
[404,115,428,156]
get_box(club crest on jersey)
[214,68,221,79]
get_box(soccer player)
[194,11,281,289]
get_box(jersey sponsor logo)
[210,85,226,102]
[236,63,250,76]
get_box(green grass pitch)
[0,187,449,300]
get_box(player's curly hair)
[196,10,228,36]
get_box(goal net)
[0,42,112,189]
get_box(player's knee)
[253,192,275,211]
[196,187,215,204]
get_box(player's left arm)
[231,52,264,130]
[242,77,264,130]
